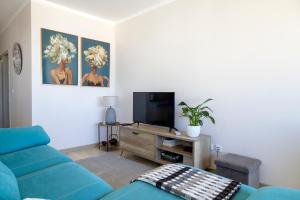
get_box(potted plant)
[179,99,215,137]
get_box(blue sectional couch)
[0,126,112,200]
[0,126,300,200]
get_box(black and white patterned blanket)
[132,164,241,200]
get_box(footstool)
[215,153,262,188]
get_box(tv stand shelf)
[120,124,211,169]
[157,145,192,157]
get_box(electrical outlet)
[214,144,223,153]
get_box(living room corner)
[0,0,300,200]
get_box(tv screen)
[133,92,175,129]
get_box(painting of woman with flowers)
[42,28,78,85]
[81,38,110,87]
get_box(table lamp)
[102,96,118,124]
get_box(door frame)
[0,51,10,127]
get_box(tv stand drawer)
[120,128,156,160]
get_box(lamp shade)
[102,96,118,107]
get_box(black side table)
[97,122,120,152]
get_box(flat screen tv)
[133,92,175,129]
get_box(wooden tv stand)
[119,124,211,169]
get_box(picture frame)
[81,37,110,87]
[41,28,78,85]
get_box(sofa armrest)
[0,126,50,155]
[0,161,21,200]
[246,187,300,200]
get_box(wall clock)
[13,43,22,75]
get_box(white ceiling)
[0,0,28,34]
[0,0,176,34]
[45,0,176,23]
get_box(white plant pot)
[186,125,201,137]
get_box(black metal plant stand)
[97,122,120,152]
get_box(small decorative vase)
[186,125,201,137]
[105,106,116,124]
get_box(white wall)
[0,3,32,127]
[31,1,116,149]
[116,0,300,188]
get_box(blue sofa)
[0,126,113,200]
[0,126,299,200]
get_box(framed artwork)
[81,37,110,87]
[41,28,78,85]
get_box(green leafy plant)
[178,99,215,126]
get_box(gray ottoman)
[215,153,262,188]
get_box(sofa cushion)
[0,145,71,177]
[0,161,21,200]
[247,186,300,200]
[0,126,50,155]
[18,162,113,200]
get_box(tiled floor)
[64,145,115,161]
